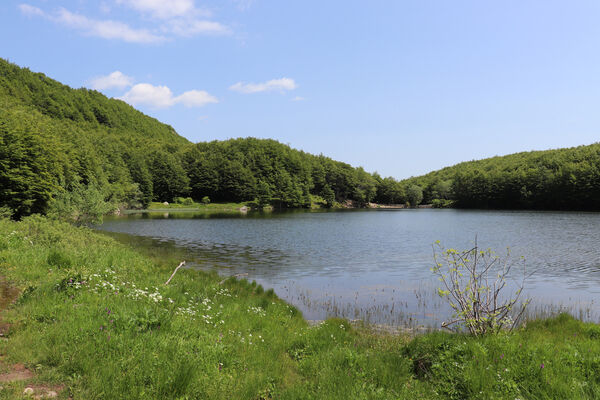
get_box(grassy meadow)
[0,217,599,399]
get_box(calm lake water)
[98,209,600,329]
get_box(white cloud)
[165,19,231,36]
[18,4,165,43]
[54,8,165,43]
[229,78,298,94]
[116,0,230,37]
[120,83,175,108]
[19,2,230,42]
[176,90,219,107]
[291,96,305,102]
[18,4,44,17]
[119,83,218,108]
[116,0,208,19]
[89,71,134,90]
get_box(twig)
[219,273,248,285]
[165,261,186,285]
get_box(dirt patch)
[0,364,34,382]
[0,277,68,398]
[0,278,19,312]
[0,278,19,339]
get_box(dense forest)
[2,58,599,220]
[401,143,600,210]
[0,59,406,220]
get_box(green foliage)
[431,199,454,208]
[46,249,72,269]
[407,184,424,207]
[255,180,272,208]
[402,143,600,210]
[201,196,210,204]
[0,58,190,218]
[0,118,58,218]
[0,206,13,219]
[1,59,403,219]
[183,138,382,208]
[432,242,529,336]
[148,150,190,202]
[47,183,114,225]
[321,184,335,208]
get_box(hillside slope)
[401,143,600,210]
[0,59,387,218]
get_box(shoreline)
[1,216,599,398]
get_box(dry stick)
[165,261,186,285]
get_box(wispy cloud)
[89,71,135,90]
[229,78,298,94]
[232,0,255,11]
[291,96,305,102]
[18,4,44,17]
[165,19,231,37]
[119,83,218,109]
[116,0,230,37]
[18,4,166,43]
[18,1,231,43]
[116,0,209,19]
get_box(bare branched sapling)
[431,240,530,336]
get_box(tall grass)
[0,216,598,399]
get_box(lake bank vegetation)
[0,217,599,399]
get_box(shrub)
[431,241,530,335]
[0,206,13,220]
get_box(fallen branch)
[165,261,186,285]
[219,273,248,285]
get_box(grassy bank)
[146,201,249,212]
[0,217,599,399]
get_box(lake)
[98,209,600,329]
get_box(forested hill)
[400,143,600,210]
[4,59,596,219]
[0,59,402,220]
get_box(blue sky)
[2,1,600,179]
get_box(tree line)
[401,143,600,210]
[3,58,599,221]
[0,59,413,220]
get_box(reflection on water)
[99,209,600,328]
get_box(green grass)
[0,217,599,399]
[146,201,248,211]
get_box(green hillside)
[401,143,600,210]
[0,58,193,219]
[0,59,386,219]
[4,58,598,218]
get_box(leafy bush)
[431,199,454,208]
[0,206,13,219]
[47,183,114,225]
[432,241,529,335]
